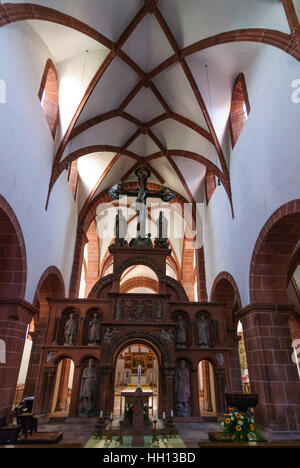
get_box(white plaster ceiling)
[5,0,292,284]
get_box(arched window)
[229,73,250,148]
[38,59,59,139]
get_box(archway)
[246,200,300,434]
[210,272,243,393]
[0,195,28,421]
[50,357,75,419]
[198,360,217,417]
[113,343,159,422]
[21,267,65,411]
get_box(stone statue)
[174,360,191,417]
[88,312,101,344]
[114,209,128,246]
[115,299,123,320]
[64,312,77,345]
[103,328,117,344]
[154,211,169,248]
[161,329,174,345]
[176,314,187,346]
[154,301,163,320]
[197,314,210,347]
[157,211,168,238]
[79,359,98,417]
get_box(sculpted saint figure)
[176,314,187,346]
[64,312,77,345]
[154,301,163,320]
[114,209,128,245]
[197,315,210,347]
[79,359,97,416]
[88,312,101,344]
[174,360,191,417]
[115,299,123,320]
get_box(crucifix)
[109,166,175,242]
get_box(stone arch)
[113,257,163,291]
[210,271,243,393]
[249,200,300,304]
[0,194,27,299]
[229,73,250,148]
[24,266,65,398]
[38,59,59,139]
[210,271,242,328]
[33,266,65,310]
[88,274,113,299]
[103,330,172,366]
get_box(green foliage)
[218,408,263,442]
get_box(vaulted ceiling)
[1,0,296,214]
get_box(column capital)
[234,303,296,322]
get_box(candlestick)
[99,410,103,418]
[170,410,174,418]
[162,411,166,420]
[110,412,113,420]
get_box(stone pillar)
[202,361,213,412]
[215,368,226,414]
[227,329,243,393]
[239,304,300,438]
[164,368,175,415]
[190,366,201,416]
[78,317,85,345]
[68,364,81,417]
[37,367,56,414]
[0,300,35,421]
[55,359,71,411]
[98,368,114,416]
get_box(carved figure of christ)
[109,167,175,239]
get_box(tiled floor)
[35,417,219,448]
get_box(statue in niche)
[115,299,123,320]
[197,314,210,347]
[88,312,101,345]
[103,328,117,344]
[174,360,191,417]
[154,301,163,320]
[134,300,145,320]
[176,314,187,347]
[113,209,128,247]
[161,329,174,345]
[78,359,98,417]
[64,312,77,345]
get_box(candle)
[100,410,103,418]
[153,415,157,422]
[171,410,174,418]
[110,412,113,420]
[162,412,166,420]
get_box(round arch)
[0,194,27,299]
[249,200,300,304]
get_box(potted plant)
[216,408,263,442]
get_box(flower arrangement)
[218,408,262,442]
[124,401,150,424]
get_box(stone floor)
[34,417,219,448]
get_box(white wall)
[204,44,300,306]
[0,22,78,303]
